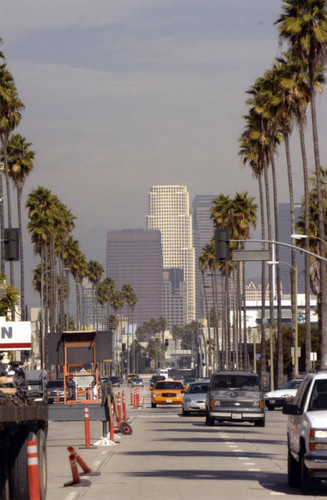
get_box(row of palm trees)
[198,192,257,375]
[199,0,327,386]
[27,188,138,369]
[0,39,31,316]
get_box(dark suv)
[205,371,265,426]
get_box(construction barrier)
[122,390,127,422]
[27,438,40,500]
[130,387,133,406]
[68,454,81,484]
[67,446,92,474]
[84,406,91,448]
[56,388,60,404]
[117,392,122,426]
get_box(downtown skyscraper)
[146,185,196,327]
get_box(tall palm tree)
[70,249,88,329]
[5,133,34,319]
[110,290,125,375]
[275,0,327,368]
[0,64,24,284]
[87,260,104,329]
[122,284,137,374]
[211,193,257,371]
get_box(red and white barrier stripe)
[67,446,92,474]
[68,454,81,484]
[27,439,40,500]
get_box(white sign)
[0,318,31,350]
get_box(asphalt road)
[46,386,327,499]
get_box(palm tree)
[0,64,24,283]
[275,0,327,368]
[87,260,104,329]
[122,284,138,374]
[5,133,34,319]
[211,192,257,371]
[110,290,125,375]
[70,249,88,329]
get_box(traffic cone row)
[64,446,100,486]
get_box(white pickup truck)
[283,371,327,494]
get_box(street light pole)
[267,260,298,377]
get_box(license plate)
[166,399,172,403]
[270,399,275,404]
[232,413,242,419]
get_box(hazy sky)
[1,0,326,306]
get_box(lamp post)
[267,260,298,378]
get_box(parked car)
[109,376,123,387]
[131,377,144,387]
[149,375,165,390]
[151,380,185,407]
[205,371,265,427]
[182,381,209,415]
[265,379,302,410]
[47,379,75,403]
[283,371,327,494]
[127,374,136,383]
[182,377,198,391]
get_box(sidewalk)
[46,387,142,499]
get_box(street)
[47,386,327,499]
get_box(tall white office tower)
[146,185,196,326]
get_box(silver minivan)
[205,371,265,427]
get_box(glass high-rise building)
[146,185,196,326]
[192,195,216,318]
[106,229,163,326]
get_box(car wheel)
[205,411,215,426]
[266,404,274,411]
[288,446,300,488]
[254,418,265,427]
[151,402,156,408]
[300,448,315,494]
[182,409,190,416]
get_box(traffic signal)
[4,228,19,261]
[215,228,230,262]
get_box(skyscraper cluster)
[105,184,299,333]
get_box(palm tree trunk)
[2,147,14,286]
[298,120,311,373]
[264,165,274,388]
[17,189,25,320]
[269,147,283,388]
[258,176,267,388]
[284,133,297,378]
[0,172,4,274]
[309,69,327,369]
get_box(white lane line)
[248,468,261,472]
[65,493,79,500]
[93,461,101,467]
[270,493,285,496]
[238,457,249,460]
[244,462,255,465]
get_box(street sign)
[232,250,271,261]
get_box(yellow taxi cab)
[151,380,185,408]
[127,373,136,383]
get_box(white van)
[158,369,169,380]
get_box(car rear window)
[212,375,260,392]
[155,382,183,390]
[187,384,208,394]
